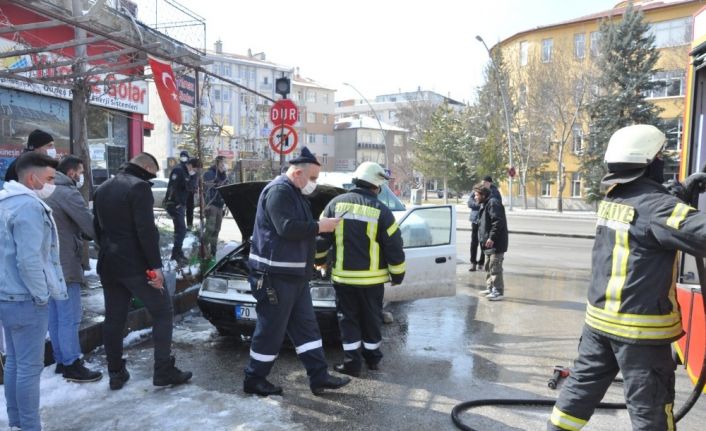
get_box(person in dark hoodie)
[93,153,192,391]
[4,129,57,182]
[44,155,102,383]
[475,183,508,301]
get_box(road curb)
[457,227,595,240]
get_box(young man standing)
[475,184,508,301]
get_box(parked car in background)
[151,178,168,208]
[197,180,457,340]
[437,189,460,199]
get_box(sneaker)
[479,288,492,295]
[487,292,504,301]
[62,359,103,383]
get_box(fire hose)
[451,181,706,431]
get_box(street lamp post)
[343,82,389,168]
[476,35,513,211]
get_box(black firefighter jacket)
[93,163,162,279]
[587,176,706,345]
[478,197,508,253]
[316,188,406,286]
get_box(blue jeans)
[48,283,82,365]
[1,300,49,431]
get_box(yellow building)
[495,0,704,210]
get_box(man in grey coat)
[44,156,102,382]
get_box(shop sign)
[0,38,149,114]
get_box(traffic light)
[275,77,290,98]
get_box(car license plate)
[235,304,257,320]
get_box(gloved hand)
[684,172,706,199]
[664,179,687,202]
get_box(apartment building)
[292,74,336,171]
[494,0,704,209]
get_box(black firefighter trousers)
[548,326,676,431]
[335,283,384,371]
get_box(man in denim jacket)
[0,151,68,431]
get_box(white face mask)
[75,173,85,189]
[180,156,189,163]
[301,180,317,195]
[45,148,57,159]
[189,169,196,176]
[33,176,56,199]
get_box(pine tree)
[581,2,663,202]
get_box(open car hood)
[217,180,346,241]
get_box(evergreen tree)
[581,1,663,202]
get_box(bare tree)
[395,99,437,195]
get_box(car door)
[384,205,456,302]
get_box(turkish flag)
[148,56,182,125]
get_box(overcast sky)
[139,0,619,103]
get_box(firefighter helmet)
[353,162,390,187]
[604,124,666,171]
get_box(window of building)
[213,89,221,100]
[323,93,329,104]
[541,38,553,63]
[306,112,316,123]
[250,69,256,81]
[574,33,585,59]
[571,173,582,197]
[322,114,328,124]
[541,173,553,197]
[322,153,328,165]
[519,41,528,66]
[647,70,685,98]
[223,64,231,77]
[649,17,692,48]
[307,91,317,103]
[323,135,328,144]
[222,88,230,101]
[572,125,583,153]
[659,117,683,151]
[590,31,601,57]
[263,77,269,85]
[308,133,315,144]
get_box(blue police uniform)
[244,174,329,388]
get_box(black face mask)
[645,157,665,184]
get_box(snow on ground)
[0,322,301,431]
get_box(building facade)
[495,0,704,210]
[292,74,336,171]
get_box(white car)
[197,180,456,339]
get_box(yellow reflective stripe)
[332,268,389,278]
[332,274,390,285]
[388,262,406,275]
[586,303,680,327]
[386,222,399,237]
[666,403,674,431]
[334,202,381,219]
[368,221,379,271]
[585,313,683,340]
[315,251,328,259]
[597,201,635,224]
[666,203,692,229]
[550,406,587,431]
[335,219,344,272]
[605,229,629,313]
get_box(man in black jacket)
[93,153,192,390]
[475,184,508,301]
[202,156,228,257]
[164,154,199,263]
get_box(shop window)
[87,106,129,187]
[0,89,70,186]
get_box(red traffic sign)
[269,124,298,155]
[270,99,299,126]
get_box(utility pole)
[71,0,91,198]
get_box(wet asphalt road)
[127,228,706,430]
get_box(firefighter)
[243,147,351,396]
[316,162,405,376]
[548,124,706,431]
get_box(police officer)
[316,162,405,376]
[164,152,198,263]
[549,125,706,431]
[244,147,352,396]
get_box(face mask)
[180,156,188,163]
[33,176,56,199]
[189,169,196,176]
[301,180,317,195]
[46,148,57,159]
[75,173,85,189]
